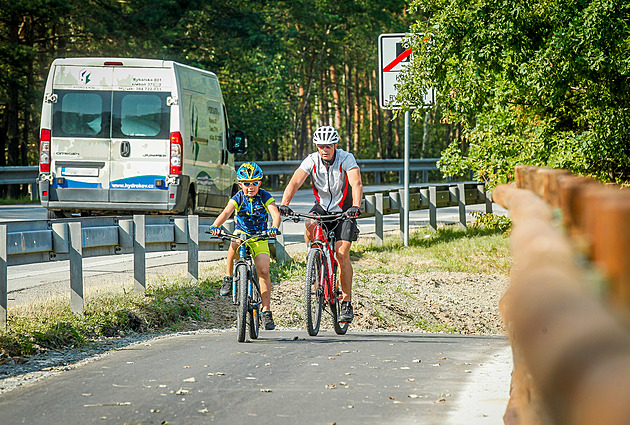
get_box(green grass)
[0,195,39,205]
[352,224,511,276]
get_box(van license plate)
[61,167,99,177]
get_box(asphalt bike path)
[0,330,510,425]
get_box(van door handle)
[121,141,130,157]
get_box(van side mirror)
[228,129,247,154]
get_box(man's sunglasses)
[241,181,261,187]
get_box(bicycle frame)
[310,223,338,305]
[232,234,261,307]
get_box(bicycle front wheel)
[236,264,249,342]
[249,268,260,340]
[304,248,324,336]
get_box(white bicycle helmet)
[312,125,340,145]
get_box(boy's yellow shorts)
[234,230,270,258]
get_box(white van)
[38,58,247,218]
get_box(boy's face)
[238,180,261,197]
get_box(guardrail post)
[188,215,198,284]
[457,182,467,228]
[52,222,69,254]
[375,193,384,246]
[477,183,493,214]
[134,215,146,293]
[68,222,84,315]
[273,221,291,265]
[374,171,381,185]
[429,186,437,231]
[0,225,7,328]
[398,188,407,244]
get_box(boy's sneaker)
[262,310,275,330]
[220,276,232,296]
[339,301,354,323]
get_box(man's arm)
[281,168,309,206]
[347,167,363,207]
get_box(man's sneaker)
[262,310,275,330]
[339,301,354,323]
[220,276,232,296]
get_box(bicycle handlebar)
[205,229,280,242]
[285,211,348,222]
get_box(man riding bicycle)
[279,125,363,323]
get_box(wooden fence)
[494,166,630,425]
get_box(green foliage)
[1,0,416,171]
[469,211,512,235]
[400,0,630,185]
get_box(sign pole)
[404,110,410,247]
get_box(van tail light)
[170,132,183,175]
[40,129,51,173]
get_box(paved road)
[0,330,511,425]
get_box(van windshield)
[52,90,170,139]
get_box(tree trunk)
[353,67,360,152]
[344,62,352,151]
[331,66,342,131]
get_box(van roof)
[50,58,218,78]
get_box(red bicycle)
[287,212,350,336]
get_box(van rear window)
[53,91,111,138]
[115,93,168,138]
[52,91,170,140]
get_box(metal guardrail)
[0,166,39,200]
[0,181,491,328]
[239,158,440,185]
[0,159,440,198]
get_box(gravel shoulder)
[0,239,509,394]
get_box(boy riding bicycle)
[209,162,281,330]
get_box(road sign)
[378,33,435,109]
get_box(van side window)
[112,92,170,139]
[52,91,111,138]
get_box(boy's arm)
[211,202,236,228]
[268,202,281,228]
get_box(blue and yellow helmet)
[236,162,263,181]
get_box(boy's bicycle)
[206,229,277,342]
[286,212,351,336]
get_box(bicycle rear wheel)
[236,264,249,342]
[249,269,260,340]
[304,248,324,336]
[331,271,349,335]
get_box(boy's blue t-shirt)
[229,189,275,234]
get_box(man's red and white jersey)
[298,149,359,212]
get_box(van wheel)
[47,210,65,219]
[185,193,195,216]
